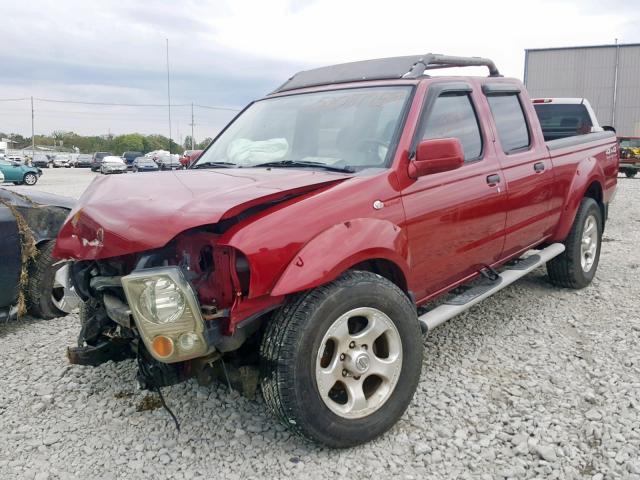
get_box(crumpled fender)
[270,218,409,297]
[551,155,604,242]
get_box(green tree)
[112,133,145,154]
[197,137,212,149]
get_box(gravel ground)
[1,170,639,480]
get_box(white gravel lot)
[1,169,639,480]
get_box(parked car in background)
[122,151,143,169]
[180,149,203,168]
[100,156,127,174]
[618,137,640,178]
[132,156,159,172]
[74,154,93,168]
[146,149,169,159]
[6,154,24,164]
[56,54,618,447]
[156,153,182,170]
[0,188,79,321]
[532,98,604,141]
[0,159,41,185]
[91,152,113,172]
[32,154,51,168]
[52,154,72,168]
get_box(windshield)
[194,86,412,172]
[620,138,640,148]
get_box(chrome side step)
[418,243,565,332]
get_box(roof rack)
[403,54,501,78]
[272,53,501,93]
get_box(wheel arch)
[552,156,606,242]
[270,218,410,297]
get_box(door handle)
[534,162,545,173]
[486,174,501,186]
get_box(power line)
[193,103,241,112]
[0,97,29,102]
[32,97,241,111]
[33,97,189,107]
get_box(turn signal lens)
[152,335,175,359]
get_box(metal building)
[524,43,640,136]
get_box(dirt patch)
[114,390,135,399]
[136,394,162,412]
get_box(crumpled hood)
[54,168,351,260]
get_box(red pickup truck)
[54,54,618,447]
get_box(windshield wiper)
[252,160,354,173]
[192,161,237,169]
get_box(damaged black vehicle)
[0,188,80,321]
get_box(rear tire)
[625,170,637,178]
[27,241,66,319]
[260,270,422,447]
[547,197,602,289]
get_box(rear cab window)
[486,93,531,154]
[533,103,593,141]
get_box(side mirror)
[408,138,464,178]
[602,125,616,134]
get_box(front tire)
[27,241,66,319]
[547,197,602,289]
[260,271,422,447]
[23,172,38,185]
[625,170,637,178]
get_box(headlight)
[121,267,209,363]
[139,277,185,324]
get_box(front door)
[402,82,507,302]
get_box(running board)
[418,243,565,332]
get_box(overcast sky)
[2,0,639,141]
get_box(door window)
[487,94,530,153]
[421,93,482,162]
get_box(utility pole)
[612,38,620,128]
[190,102,195,150]
[31,96,35,161]
[166,38,172,154]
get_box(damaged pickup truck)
[54,54,618,447]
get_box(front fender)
[551,156,604,242]
[270,218,409,297]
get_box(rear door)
[402,81,507,301]
[482,83,555,258]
